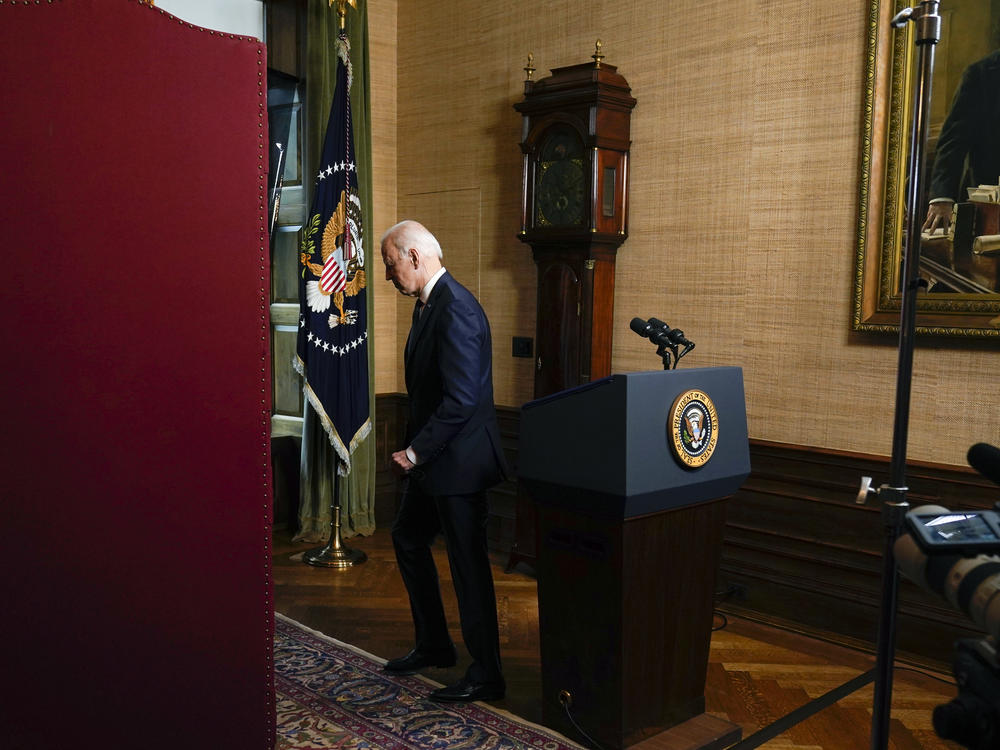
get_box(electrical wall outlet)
[512,336,533,358]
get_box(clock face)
[534,128,586,228]
[537,159,585,226]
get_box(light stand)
[725,4,942,749]
[865,4,940,748]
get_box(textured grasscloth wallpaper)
[369,0,999,467]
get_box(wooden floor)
[273,526,963,750]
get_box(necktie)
[406,300,424,357]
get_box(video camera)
[892,444,1000,750]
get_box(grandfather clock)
[508,44,636,570]
[516,42,636,398]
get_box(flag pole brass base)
[303,542,367,568]
[304,505,367,568]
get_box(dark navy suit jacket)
[404,271,508,495]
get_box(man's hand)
[922,201,954,234]
[390,449,415,477]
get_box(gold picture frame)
[853,0,1000,337]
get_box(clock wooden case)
[515,54,636,397]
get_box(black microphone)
[649,317,694,349]
[629,316,657,339]
[968,443,1000,487]
[666,328,694,348]
[630,317,674,348]
[643,318,676,347]
[647,317,671,333]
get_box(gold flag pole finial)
[330,0,358,31]
[592,39,604,68]
[524,52,536,82]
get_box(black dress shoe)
[429,677,505,703]
[382,646,457,675]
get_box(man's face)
[381,241,420,297]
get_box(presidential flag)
[295,32,370,474]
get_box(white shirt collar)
[420,267,447,305]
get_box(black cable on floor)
[894,663,957,688]
[561,695,608,750]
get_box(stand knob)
[857,476,876,505]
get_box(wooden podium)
[519,368,750,749]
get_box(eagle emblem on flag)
[300,186,367,329]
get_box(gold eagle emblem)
[300,188,366,327]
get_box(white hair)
[380,220,443,260]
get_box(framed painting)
[854,0,1000,336]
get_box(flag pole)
[299,0,367,568]
[304,458,367,567]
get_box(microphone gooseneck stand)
[725,4,942,749]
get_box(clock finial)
[524,52,536,82]
[592,39,604,68]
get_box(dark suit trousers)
[391,478,504,685]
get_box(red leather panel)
[1,2,274,747]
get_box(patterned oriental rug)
[275,614,585,750]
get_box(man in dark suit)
[922,49,1000,233]
[379,219,508,703]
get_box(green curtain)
[295,0,376,541]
